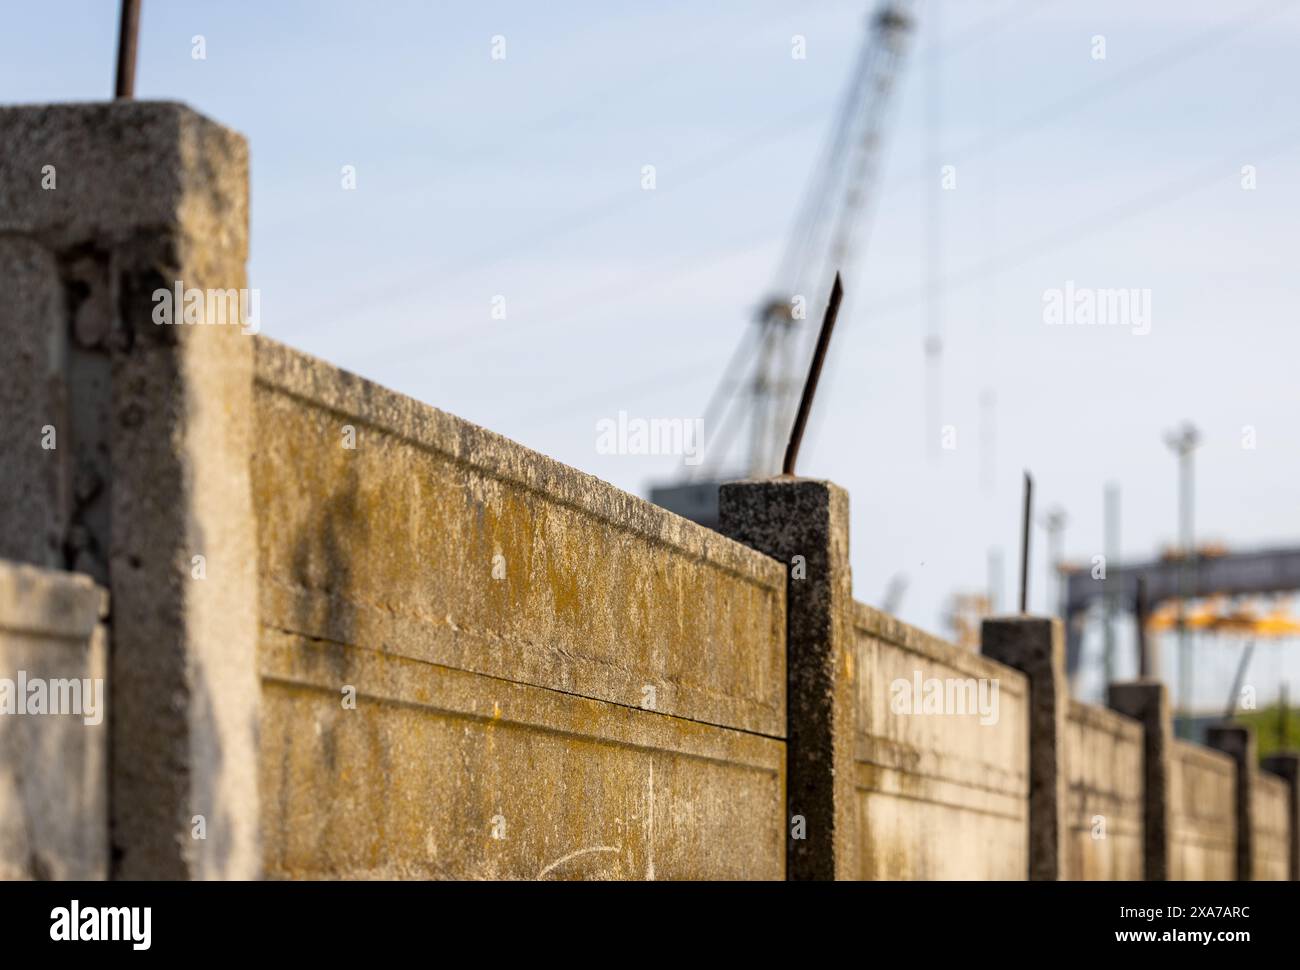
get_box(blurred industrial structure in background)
[651,1,917,528]
[649,0,1300,762]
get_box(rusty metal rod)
[1135,576,1150,677]
[782,272,844,476]
[1019,471,1032,613]
[115,0,141,99]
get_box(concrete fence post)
[1206,724,1256,881]
[0,103,260,878]
[720,477,855,880]
[1107,680,1173,880]
[981,616,1067,880]
[1260,753,1299,881]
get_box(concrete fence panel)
[854,605,1029,879]
[1169,741,1237,880]
[1253,772,1291,881]
[253,339,787,879]
[1261,753,1299,880]
[0,560,107,880]
[1061,700,1144,880]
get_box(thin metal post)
[1224,640,1255,720]
[1165,422,1200,737]
[1018,471,1032,613]
[1041,506,1067,618]
[1135,576,1149,678]
[782,272,844,476]
[115,0,142,99]
[1280,682,1290,748]
[1103,483,1119,684]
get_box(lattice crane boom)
[697,1,917,478]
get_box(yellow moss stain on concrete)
[254,386,781,732]
[250,350,786,879]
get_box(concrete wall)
[1253,772,1290,881]
[252,338,787,879]
[852,604,1029,879]
[1062,700,1144,880]
[1170,740,1237,880]
[3,100,1297,882]
[0,560,107,879]
[1260,754,1299,880]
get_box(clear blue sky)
[6,0,1300,708]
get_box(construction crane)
[650,2,917,527]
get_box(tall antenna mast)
[924,0,942,459]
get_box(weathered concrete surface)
[1108,681,1173,879]
[855,604,1028,879]
[982,616,1067,880]
[1206,725,1255,880]
[260,630,784,879]
[1062,700,1143,880]
[253,341,787,879]
[0,102,261,879]
[0,102,246,250]
[9,101,1296,883]
[1253,772,1290,881]
[254,339,785,738]
[1261,753,1299,880]
[1169,740,1236,880]
[0,560,107,879]
[0,237,65,570]
[720,478,855,880]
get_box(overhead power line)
[508,117,1300,436]
[304,0,1046,337]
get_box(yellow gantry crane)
[1146,598,1300,638]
